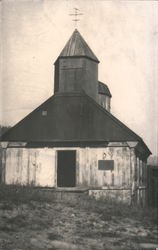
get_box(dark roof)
[98,81,112,97]
[1,92,151,157]
[56,29,99,63]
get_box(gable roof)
[1,92,151,156]
[56,29,99,63]
[98,81,112,97]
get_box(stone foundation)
[89,188,131,205]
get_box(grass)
[79,195,158,226]
[0,185,157,250]
[0,184,56,204]
[47,232,63,241]
[0,184,157,227]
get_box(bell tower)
[54,29,99,102]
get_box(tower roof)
[98,81,112,97]
[56,29,99,63]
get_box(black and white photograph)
[0,0,158,249]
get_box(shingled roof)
[56,29,99,63]
[98,81,112,97]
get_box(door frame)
[56,149,77,188]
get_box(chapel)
[0,29,151,205]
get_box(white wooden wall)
[4,146,131,188]
[5,148,55,187]
[77,147,131,187]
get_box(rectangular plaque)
[98,160,114,171]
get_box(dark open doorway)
[57,150,76,187]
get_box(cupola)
[54,29,99,102]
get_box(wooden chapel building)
[1,29,151,204]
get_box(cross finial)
[69,8,83,27]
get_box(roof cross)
[69,8,83,27]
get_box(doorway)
[57,150,76,187]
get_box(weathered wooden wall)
[58,58,98,101]
[77,147,131,187]
[98,94,111,112]
[0,146,2,183]
[130,148,147,205]
[2,146,131,188]
[1,145,148,205]
[4,148,55,187]
[147,165,158,207]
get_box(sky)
[0,0,158,157]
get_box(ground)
[0,186,157,250]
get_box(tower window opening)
[42,110,47,116]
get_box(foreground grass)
[0,185,157,250]
[0,185,157,225]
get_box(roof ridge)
[1,95,55,140]
[84,93,142,141]
[84,93,150,153]
[77,31,96,58]
[52,92,143,142]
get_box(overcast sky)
[0,0,158,156]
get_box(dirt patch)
[0,186,157,250]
